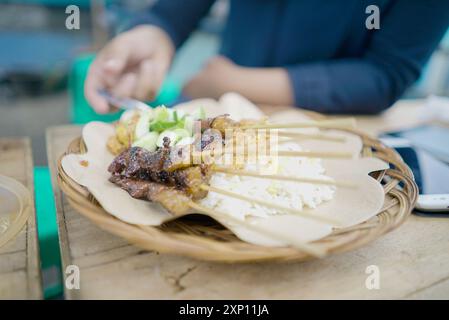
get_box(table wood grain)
[0,138,42,299]
[46,101,449,299]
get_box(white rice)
[199,142,335,221]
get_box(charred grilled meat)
[107,115,263,214]
[109,176,192,215]
[108,148,211,200]
[108,138,212,210]
[202,115,263,135]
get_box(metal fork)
[97,89,150,111]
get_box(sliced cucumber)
[176,136,195,146]
[153,105,170,122]
[174,109,186,120]
[193,106,206,120]
[132,131,159,152]
[149,120,177,132]
[134,110,154,139]
[173,128,190,138]
[173,110,178,122]
[167,108,176,122]
[120,109,141,124]
[149,106,180,132]
[183,116,195,135]
[156,130,180,147]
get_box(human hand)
[184,55,294,106]
[182,56,239,100]
[84,25,175,113]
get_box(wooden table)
[0,138,42,299]
[47,101,449,299]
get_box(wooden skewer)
[238,118,356,130]
[278,131,346,142]
[200,150,353,162]
[199,184,339,225]
[277,150,352,158]
[220,149,353,159]
[188,201,326,257]
[226,129,346,143]
[212,167,357,188]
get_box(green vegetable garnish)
[183,116,194,135]
[153,106,170,122]
[149,120,177,132]
[173,128,190,138]
[156,130,180,147]
[148,106,177,132]
[133,105,207,146]
[135,110,154,139]
[193,106,206,120]
[132,132,159,152]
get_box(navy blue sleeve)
[287,1,449,114]
[124,0,215,48]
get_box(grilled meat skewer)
[107,115,263,214]
[108,139,212,201]
[109,176,192,215]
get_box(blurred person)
[85,0,449,115]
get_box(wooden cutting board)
[0,138,42,299]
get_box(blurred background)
[0,0,448,299]
[0,0,448,166]
[0,0,228,298]
[0,0,229,165]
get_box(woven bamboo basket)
[57,127,418,263]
